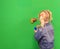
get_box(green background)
[0,0,60,49]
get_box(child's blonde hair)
[39,10,52,22]
[31,10,52,24]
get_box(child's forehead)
[40,11,50,16]
[40,12,46,16]
[40,11,45,14]
[40,11,47,15]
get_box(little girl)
[34,10,54,49]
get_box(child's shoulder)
[46,23,54,30]
[36,25,41,29]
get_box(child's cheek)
[40,13,44,16]
[40,16,43,20]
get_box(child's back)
[34,23,54,49]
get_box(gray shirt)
[34,23,54,49]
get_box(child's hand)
[40,20,45,27]
[34,27,37,33]
[34,30,37,33]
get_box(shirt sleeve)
[34,28,43,41]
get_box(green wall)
[0,0,60,49]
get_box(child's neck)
[40,21,49,27]
[45,21,49,24]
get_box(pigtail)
[31,18,37,24]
